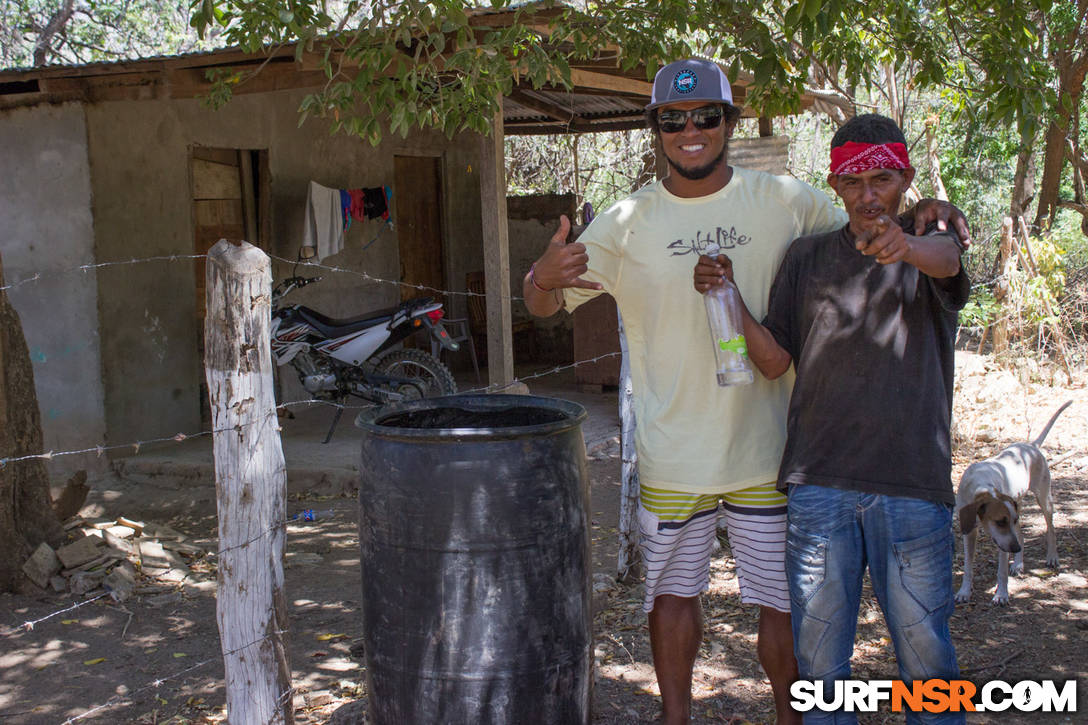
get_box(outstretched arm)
[522,215,603,318]
[694,253,793,380]
[857,215,962,278]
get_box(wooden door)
[191,147,268,425]
[393,156,446,303]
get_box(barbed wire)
[0,412,274,469]
[0,592,110,637]
[0,351,624,469]
[1,250,1080,328]
[61,629,293,724]
[0,255,210,293]
[0,250,532,305]
[267,253,527,303]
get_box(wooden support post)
[653,134,668,179]
[0,253,7,439]
[616,312,640,581]
[0,252,9,585]
[204,239,293,725]
[478,104,514,389]
[758,116,773,138]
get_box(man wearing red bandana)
[695,113,968,724]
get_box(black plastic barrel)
[354,394,592,724]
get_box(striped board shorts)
[638,481,789,613]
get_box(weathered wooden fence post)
[616,312,640,580]
[204,239,293,724]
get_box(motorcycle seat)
[296,305,397,339]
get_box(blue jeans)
[786,485,962,725]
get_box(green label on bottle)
[718,334,748,356]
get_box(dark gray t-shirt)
[763,222,969,504]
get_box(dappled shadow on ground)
[0,490,366,724]
[4,355,1087,724]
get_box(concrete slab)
[109,366,620,497]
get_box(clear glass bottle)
[703,244,754,386]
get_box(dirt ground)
[2,350,1087,724]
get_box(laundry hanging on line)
[303,182,393,262]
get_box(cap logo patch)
[673,69,698,94]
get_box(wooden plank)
[195,200,245,227]
[240,151,258,243]
[258,150,272,251]
[394,156,446,303]
[167,64,327,99]
[204,240,291,724]
[0,254,6,437]
[478,104,514,388]
[506,119,648,135]
[192,158,242,201]
[568,69,652,96]
[194,198,246,320]
[192,147,242,166]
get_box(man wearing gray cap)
[523,58,967,724]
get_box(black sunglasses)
[657,105,725,133]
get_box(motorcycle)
[270,275,459,441]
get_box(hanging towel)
[302,181,345,262]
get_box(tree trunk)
[1033,24,1088,230]
[925,117,949,201]
[205,240,293,724]
[1034,118,1068,231]
[884,62,903,128]
[0,252,64,592]
[1010,128,1037,224]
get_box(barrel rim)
[354,393,588,440]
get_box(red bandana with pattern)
[830,141,911,175]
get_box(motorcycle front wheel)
[373,348,457,400]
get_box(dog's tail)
[1032,400,1073,446]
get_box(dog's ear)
[958,502,979,534]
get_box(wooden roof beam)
[568,68,651,96]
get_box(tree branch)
[32,0,76,67]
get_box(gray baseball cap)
[646,58,733,110]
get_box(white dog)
[954,400,1071,605]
